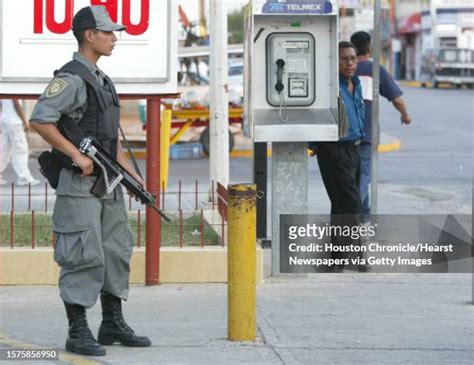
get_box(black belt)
[339,140,361,146]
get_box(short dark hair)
[73,28,98,45]
[73,29,86,44]
[338,41,356,52]
[350,31,371,56]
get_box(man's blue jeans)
[359,142,371,221]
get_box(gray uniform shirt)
[31,52,121,198]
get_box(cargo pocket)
[54,227,101,269]
[113,224,134,258]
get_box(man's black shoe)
[98,292,151,347]
[64,302,106,356]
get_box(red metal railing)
[217,182,228,221]
[0,180,228,249]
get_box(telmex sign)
[0,0,178,95]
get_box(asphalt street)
[139,86,473,216]
[1,86,472,216]
[0,86,473,364]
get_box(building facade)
[395,0,474,80]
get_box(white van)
[420,48,474,88]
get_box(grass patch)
[0,213,54,247]
[0,213,220,247]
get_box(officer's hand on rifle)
[72,152,94,177]
[127,171,145,201]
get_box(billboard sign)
[0,0,178,95]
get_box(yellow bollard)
[227,184,257,341]
[160,109,172,190]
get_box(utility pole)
[199,0,207,38]
[389,0,396,74]
[430,0,438,48]
[341,5,348,42]
[371,0,382,217]
[209,0,229,189]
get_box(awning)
[397,13,421,35]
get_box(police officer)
[30,6,150,356]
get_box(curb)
[378,138,401,153]
[230,138,401,158]
[126,138,402,160]
[399,80,425,88]
[0,247,264,285]
[398,80,458,89]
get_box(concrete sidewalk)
[0,259,472,364]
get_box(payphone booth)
[243,0,339,275]
[244,0,339,141]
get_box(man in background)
[350,31,411,223]
[0,99,40,186]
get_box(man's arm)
[378,66,411,125]
[30,122,94,176]
[13,100,30,131]
[392,96,411,125]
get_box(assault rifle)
[78,137,170,222]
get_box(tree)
[228,8,244,44]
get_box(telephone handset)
[274,58,288,122]
[266,32,316,118]
[275,59,285,93]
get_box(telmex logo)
[269,3,323,11]
[269,4,285,11]
[264,1,331,14]
[33,0,149,35]
[286,4,323,10]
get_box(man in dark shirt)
[350,31,411,223]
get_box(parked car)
[420,48,474,88]
[176,57,244,109]
[176,58,243,154]
[141,50,244,155]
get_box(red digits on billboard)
[34,0,149,35]
[46,0,74,34]
[34,0,44,33]
[122,0,149,35]
[90,0,118,22]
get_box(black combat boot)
[64,302,106,356]
[97,292,151,347]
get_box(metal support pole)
[271,143,308,275]
[160,109,172,190]
[253,142,267,239]
[145,97,161,285]
[228,184,256,341]
[371,0,382,218]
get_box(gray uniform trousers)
[52,181,134,308]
